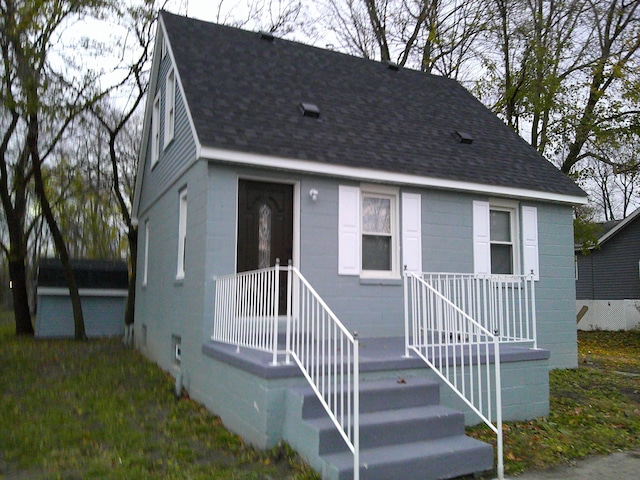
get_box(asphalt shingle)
[161,11,585,198]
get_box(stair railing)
[404,271,504,480]
[212,262,360,480]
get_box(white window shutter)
[473,200,491,275]
[338,185,360,275]
[402,193,422,272]
[522,206,539,280]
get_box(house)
[132,11,587,480]
[576,207,640,330]
[35,258,128,338]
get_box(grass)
[468,329,640,476]
[0,310,319,480]
[1,309,638,479]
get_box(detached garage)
[35,258,128,338]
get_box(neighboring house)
[576,208,640,331]
[35,258,128,338]
[132,11,587,480]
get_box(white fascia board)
[200,146,588,206]
[37,287,128,297]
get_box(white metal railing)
[421,272,537,348]
[404,271,504,480]
[286,265,359,480]
[212,264,281,365]
[212,262,360,480]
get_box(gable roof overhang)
[200,146,587,206]
[576,206,640,252]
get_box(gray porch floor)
[201,336,549,379]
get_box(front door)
[237,180,294,312]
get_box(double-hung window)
[164,68,175,148]
[490,208,516,274]
[151,94,161,167]
[339,185,406,278]
[176,189,188,280]
[473,200,539,279]
[143,219,150,286]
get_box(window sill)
[174,277,184,286]
[359,277,402,286]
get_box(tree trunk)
[27,113,87,340]
[8,256,33,335]
[124,226,137,326]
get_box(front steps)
[284,377,493,480]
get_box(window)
[490,208,515,274]
[473,201,539,279]
[338,185,401,278]
[151,94,160,167]
[361,192,394,273]
[164,68,175,148]
[176,189,187,279]
[143,219,150,286]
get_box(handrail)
[421,272,537,348]
[286,265,359,480]
[212,263,360,480]
[404,271,504,480]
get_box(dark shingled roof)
[160,11,585,198]
[38,258,128,289]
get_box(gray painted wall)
[576,217,640,300]
[197,163,577,368]
[36,294,126,338]
[138,52,198,215]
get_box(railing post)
[529,272,537,349]
[403,266,411,358]
[271,259,280,365]
[494,337,504,480]
[353,331,360,480]
[286,260,292,364]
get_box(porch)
[201,264,549,480]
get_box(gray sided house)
[35,258,128,338]
[133,11,587,480]
[576,207,640,331]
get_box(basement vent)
[454,131,474,144]
[299,102,320,118]
[385,60,400,71]
[259,31,275,42]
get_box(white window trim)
[359,184,400,279]
[143,219,150,286]
[151,93,161,168]
[164,68,175,148]
[489,200,520,276]
[176,188,187,280]
[474,199,540,279]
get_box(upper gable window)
[151,94,161,168]
[164,68,175,148]
[161,36,168,59]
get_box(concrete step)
[301,377,441,419]
[323,435,494,480]
[309,404,465,454]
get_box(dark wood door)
[237,180,293,312]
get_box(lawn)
[470,329,640,476]
[1,308,638,479]
[0,310,318,480]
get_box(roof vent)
[259,31,275,42]
[385,60,400,71]
[299,102,320,118]
[454,131,474,144]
